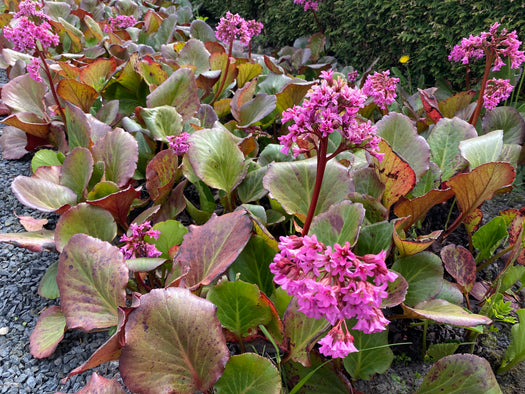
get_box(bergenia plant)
[449,22,525,125]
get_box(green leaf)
[427,117,476,181]
[187,127,247,193]
[38,261,59,299]
[31,149,63,172]
[60,147,93,198]
[237,165,269,204]
[343,328,393,380]
[238,94,277,127]
[426,342,460,362]
[498,309,525,373]
[459,130,503,170]
[126,258,167,273]
[215,353,282,394]
[207,280,272,338]
[230,235,276,296]
[190,19,216,42]
[178,39,210,76]
[309,201,365,247]
[417,354,502,393]
[92,127,138,188]
[140,105,183,142]
[174,210,252,290]
[402,299,492,327]
[146,67,200,122]
[120,288,229,394]
[11,176,77,213]
[391,252,444,306]
[472,216,508,262]
[1,74,47,118]
[354,221,393,255]
[376,112,430,181]
[54,203,117,253]
[482,106,525,145]
[29,306,66,359]
[149,220,187,259]
[263,158,354,220]
[57,234,128,331]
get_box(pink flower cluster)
[280,69,383,160]
[27,58,42,82]
[120,221,162,259]
[482,78,513,110]
[215,12,263,46]
[104,15,137,33]
[362,70,399,110]
[294,0,321,12]
[449,22,525,71]
[167,132,191,155]
[3,0,59,53]
[270,234,397,357]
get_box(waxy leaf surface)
[57,234,128,331]
[0,229,55,253]
[1,74,47,119]
[440,245,476,292]
[175,210,252,289]
[120,288,229,394]
[146,149,178,203]
[11,176,77,213]
[60,147,93,198]
[394,188,455,229]
[374,139,416,209]
[263,158,354,220]
[459,129,503,169]
[215,353,281,394]
[376,112,430,181]
[309,201,365,247]
[57,79,98,112]
[87,185,141,228]
[29,306,66,359]
[417,354,501,393]
[403,299,492,327]
[54,203,117,253]
[65,103,92,149]
[187,127,246,193]
[482,106,525,145]
[427,117,477,181]
[391,252,443,306]
[140,105,183,142]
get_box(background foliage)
[193,0,525,89]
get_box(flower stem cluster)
[294,0,321,12]
[104,15,137,33]
[215,11,263,47]
[167,132,191,155]
[482,78,513,110]
[3,0,59,55]
[362,70,399,111]
[120,221,162,260]
[270,234,397,358]
[449,22,525,71]
[280,69,383,161]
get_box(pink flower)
[362,70,399,110]
[318,321,358,358]
[120,221,162,259]
[104,15,137,33]
[167,132,191,155]
[482,78,513,110]
[449,22,525,71]
[215,12,262,47]
[4,16,59,53]
[280,69,383,160]
[271,234,397,333]
[347,71,359,83]
[294,0,321,12]
[27,58,42,82]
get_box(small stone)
[0,327,9,335]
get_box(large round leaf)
[263,158,354,220]
[54,203,117,253]
[376,112,430,181]
[57,234,128,331]
[215,353,281,394]
[402,299,492,327]
[391,252,443,306]
[120,288,229,394]
[29,306,66,359]
[187,127,247,193]
[482,106,525,145]
[1,73,47,118]
[140,105,183,142]
[459,129,503,169]
[91,127,138,187]
[60,147,93,198]
[11,176,77,213]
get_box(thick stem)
[36,48,68,134]
[301,138,328,236]
[465,65,470,90]
[469,50,496,126]
[211,40,233,104]
[248,41,252,61]
[311,9,324,35]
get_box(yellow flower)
[399,55,410,64]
